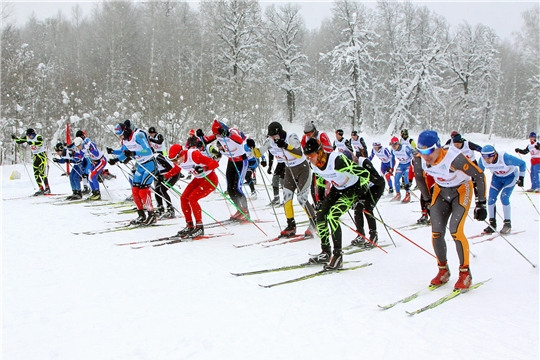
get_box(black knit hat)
[303,137,322,155]
[267,121,283,136]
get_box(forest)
[1,0,539,163]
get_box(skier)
[148,126,167,155]
[303,138,370,269]
[389,136,414,203]
[258,121,317,238]
[154,151,178,219]
[107,120,158,225]
[369,141,395,194]
[333,129,354,159]
[301,121,333,208]
[478,144,526,234]
[52,142,85,200]
[400,129,416,186]
[166,144,219,238]
[74,135,107,201]
[415,130,487,290]
[75,130,91,194]
[11,128,51,196]
[245,138,264,199]
[350,155,385,248]
[515,131,540,192]
[350,130,368,158]
[204,119,250,221]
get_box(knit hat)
[481,144,496,158]
[304,122,316,134]
[417,130,440,148]
[452,133,463,143]
[529,132,537,139]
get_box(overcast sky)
[4,0,538,40]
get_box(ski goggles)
[417,143,438,155]
[481,151,496,158]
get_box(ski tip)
[258,284,272,288]
[405,311,416,316]
[230,272,243,277]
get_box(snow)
[2,130,539,360]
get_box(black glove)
[179,172,185,179]
[11,134,17,140]
[536,143,540,150]
[108,158,119,166]
[514,148,519,153]
[196,129,204,137]
[157,174,164,182]
[53,158,60,163]
[217,127,229,137]
[193,165,205,174]
[246,138,256,149]
[124,149,135,157]
[474,200,487,221]
[517,176,524,187]
[267,167,272,175]
[27,141,33,145]
[65,159,71,164]
[106,147,114,154]
[275,138,287,148]
[261,159,267,167]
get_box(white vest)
[421,146,471,187]
[311,152,359,190]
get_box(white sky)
[4,0,538,40]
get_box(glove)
[157,174,164,182]
[124,149,135,157]
[53,158,60,163]
[536,143,540,150]
[27,141,33,145]
[246,138,256,149]
[106,147,114,154]
[217,127,229,137]
[517,176,524,187]
[275,138,287,148]
[196,129,204,137]
[473,200,487,221]
[193,165,205,174]
[261,159,267,167]
[108,158,119,166]
[11,134,17,140]
[267,167,272,175]
[65,159,71,164]
[179,172,185,179]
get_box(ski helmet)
[267,122,283,136]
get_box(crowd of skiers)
[11,121,538,291]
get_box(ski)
[234,234,304,248]
[261,235,314,247]
[52,198,107,206]
[405,279,491,316]
[344,244,392,255]
[472,230,525,244]
[7,193,67,201]
[73,223,173,235]
[396,223,430,231]
[378,283,446,310]
[231,260,362,276]
[204,218,273,230]
[258,263,372,288]
[130,232,234,249]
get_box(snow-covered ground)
[2,129,538,360]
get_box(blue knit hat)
[529,132,537,139]
[481,144,496,158]
[417,130,440,148]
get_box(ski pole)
[482,220,536,268]
[363,209,436,259]
[201,172,268,236]
[258,162,282,231]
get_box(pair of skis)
[119,232,234,249]
[471,230,525,244]
[232,260,372,288]
[378,279,491,315]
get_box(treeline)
[1,0,538,162]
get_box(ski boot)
[130,210,146,225]
[417,212,430,225]
[391,192,401,201]
[267,197,280,206]
[430,262,450,287]
[351,234,366,247]
[309,247,331,264]
[483,218,496,234]
[187,224,204,238]
[304,221,316,239]
[177,222,194,238]
[363,230,378,248]
[454,266,472,290]
[280,218,296,238]
[500,220,511,234]
[88,190,101,200]
[401,192,411,203]
[324,250,343,270]
[142,211,157,226]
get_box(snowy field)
[2,129,539,360]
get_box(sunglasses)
[417,144,438,155]
[305,152,318,160]
[481,152,496,158]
